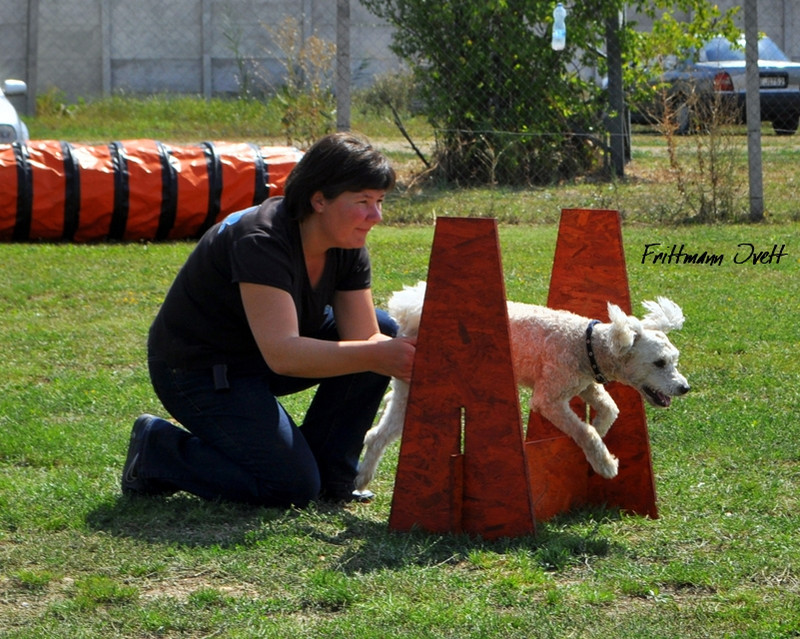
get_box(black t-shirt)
[148,197,372,372]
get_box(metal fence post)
[745,0,764,222]
[202,0,212,100]
[336,0,351,131]
[101,0,111,96]
[25,0,39,115]
[605,12,626,177]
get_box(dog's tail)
[388,281,426,338]
[641,297,685,332]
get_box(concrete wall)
[0,0,403,105]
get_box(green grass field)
[1,96,799,636]
[1,221,798,637]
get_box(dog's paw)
[354,463,375,491]
[583,432,619,478]
[589,451,619,479]
[354,471,370,492]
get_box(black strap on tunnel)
[155,141,178,240]
[199,141,222,236]
[108,141,129,240]
[60,141,81,241]
[12,142,32,241]
[249,143,268,205]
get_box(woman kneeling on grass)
[121,133,416,506]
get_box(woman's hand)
[372,336,417,383]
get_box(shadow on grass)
[331,506,626,575]
[85,494,282,547]
[84,493,386,548]
[86,493,624,574]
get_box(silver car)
[0,79,29,144]
[634,36,800,135]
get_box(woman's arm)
[240,283,415,381]
[330,287,383,341]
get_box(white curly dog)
[355,281,689,490]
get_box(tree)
[622,3,741,133]
[360,0,738,186]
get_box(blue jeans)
[138,308,397,508]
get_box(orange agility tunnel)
[0,140,302,242]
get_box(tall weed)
[263,16,336,148]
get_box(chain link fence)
[1,0,798,215]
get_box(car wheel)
[772,115,799,136]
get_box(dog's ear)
[641,297,685,332]
[607,302,641,357]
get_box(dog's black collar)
[585,320,608,384]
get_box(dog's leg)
[355,379,410,491]
[578,384,619,438]
[533,391,619,479]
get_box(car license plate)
[760,75,787,88]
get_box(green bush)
[362,0,608,186]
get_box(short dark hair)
[283,133,396,222]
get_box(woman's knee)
[376,308,398,338]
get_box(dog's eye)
[654,359,666,368]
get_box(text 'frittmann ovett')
[641,243,788,266]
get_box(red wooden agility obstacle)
[525,208,658,522]
[389,210,657,539]
[388,217,536,539]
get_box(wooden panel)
[525,208,658,521]
[389,217,536,539]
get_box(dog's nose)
[678,383,690,395]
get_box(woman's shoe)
[121,414,175,497]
